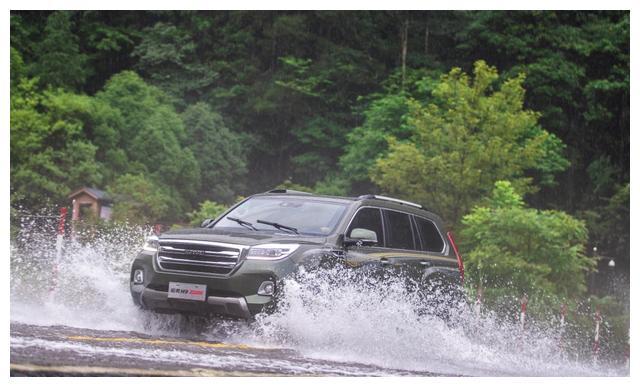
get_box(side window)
[347,208,383,246]
[415,216,445,252]
[384,210,415,250]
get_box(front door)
[344,207,391,273]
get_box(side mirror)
[344,228,378,247]
[350,228,378,242]
[201,218,214,228]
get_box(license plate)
[168,282,207,302]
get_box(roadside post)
[517,294,528,348]
[55,207,67,262]
[51,207,67,293]
[473,285,484,318]
[558,303,568,358]
[593,308,602,365]
[70,199,77,241]
[520,294,528,331]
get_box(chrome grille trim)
[155,239,246,276]
[159,239,245,250]
[157,256,237,267]
[160,245,239,257]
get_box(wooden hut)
[68,187,113,222]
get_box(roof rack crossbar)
[357,194,422,209]
[266,189,312,195]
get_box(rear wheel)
[418,276,467,323]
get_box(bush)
[186,200,228,227]
[461,181,595,311]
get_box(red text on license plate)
[167,282,207,302]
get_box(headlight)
[142,235,159,253]
[246,243,299,260]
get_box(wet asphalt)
[10,322,443,377]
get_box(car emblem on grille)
[184,249,208,255]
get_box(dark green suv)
[130,190,465,319]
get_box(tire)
[418,275,467,323]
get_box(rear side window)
[347,208,384,246]
[384,210,415,250]
[414,216,445,252]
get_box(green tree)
[336,67,445,194]
[11,141,102,209]
[461,181,593,304]
[9,10,629,249]
[31,11,88,90]
[580,182,629,266]
[132,22,218,107]
[75,10,141,93]
[10,47,25,90]
[95,71,172,151]
[186,200,228,227]
[127,107,201,208]
[371,61,569,226]
[10,79,102,208]
[96,71,201,214]
[181,103,247,204]
[455,11,629,210]
[108,174,172,223]
[339,92,412,193]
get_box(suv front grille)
[156,239,244,276]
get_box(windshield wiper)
[256,219,299,234]
[226,217,257,231]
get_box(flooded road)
[10,322,439,376]
[10,223,628,377]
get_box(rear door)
[381,209,422,280]
[413,215,460,285]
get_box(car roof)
[252,191,356,204]
[356,198,443,222]
[252,190,443,221]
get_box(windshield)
[213,196,349,236]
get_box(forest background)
[9,10,630,358]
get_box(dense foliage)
[372,61,569,226]
[10,11,629,273]
[461,181,592,302]
[186,200,229,227]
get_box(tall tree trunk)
[424,23,429,57]
[401,18,408,89]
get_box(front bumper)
[131,285,253,318]
[129,251,299,318]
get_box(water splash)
[245,267,625,376]
[10,219,185,334]
[9,218,628,376]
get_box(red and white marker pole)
[516,294,528,348]
[473,285,484,318]
[520,294,528,332]
[51,207,67,293]
[55,207,67,261]
[558,303,568,356]
[593,308,602,365]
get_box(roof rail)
[357,194,422,209]
[266,189,312,195]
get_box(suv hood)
[160,227,328,247]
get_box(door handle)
[380,258,391,266]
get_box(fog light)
[257,281,275,296]
[133,269,144,284]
